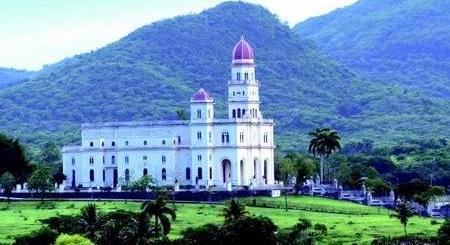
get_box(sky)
[0,0,358,70]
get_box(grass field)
[0,196,442,244]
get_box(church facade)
[62,37,275,189]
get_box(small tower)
[228,36,261,119]
[190,88,214,123]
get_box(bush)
[13,227,57,245]
[55,234,93,245]
[314,223,327,235]
[371,235,437,245]
[437,219,450,244]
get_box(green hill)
[294,0,450,98]
[0,1,449,149]
[0,68,35,89]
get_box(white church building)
[62,37,275,189]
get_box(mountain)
[294,0,450,98]
[0,1,449,150]
[0,68,35,89]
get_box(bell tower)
[228,36,261,119]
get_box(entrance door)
[72,170,76,188]
[113,169,118,188]
[222,159,231,183]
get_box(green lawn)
[0,197,442,244]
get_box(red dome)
[232,36,254,64]
[192,88,213,102]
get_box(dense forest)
[0,68,35,89]
[294,0,450,98]
[0,1,449,151]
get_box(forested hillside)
[0,68,35,89]
[0,1,449,149]
[294,0,450,98]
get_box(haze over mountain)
[294,0,450,98]
[0,68,35,89]
[0,1,449,149]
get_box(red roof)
[232,36,254,64]
[192,88,213,102]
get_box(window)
[197,154,202,162]
[263,133,268,143]
[162,168,166,180]
[208,131,212,143]
[242,109,246,117]
[89,169,94,182]
[197,131,202,140]
[143,168,148,176]
[102,169,105,181]
[233,91,235,96]
[209,167,213,180]
[237,108,241,118]
[162,155,166,163]
[178,136,181,144]
[209,154,212,161]
[198,167,203,180]
[89,157,94,165]
[144,140,147,146]
[111,141,116,147]
[208,109,211,119]
[237,72,241,81]
[111,155,115,164]
[125,156,129,164]
[143,155,147,161]
[102,156,105,164]
[240,132,245,143]
[244,72,248,80]
[232,109,236,118]
[185,168,191,180]
[197,109,202,118]
[125,169,130,182]
[101,141,104,147]
[71,158,75,165]
[162,140,166,145]
[125,141,129,146]
[243,91,245,96]
[90,141,94,147]
[222,131,230,143]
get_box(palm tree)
[176,109,188,120]
[390,199,415,236]
[141,197,176,237]
[308,128,341,183]
[133,212,152,245]
[80,203,102,241]
[222,199,248,223]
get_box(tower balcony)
[228,79,259,86]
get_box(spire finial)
[240,34,244,40]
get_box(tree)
[390,199,414,236]
[221,215,277,245]
[27,165,54,203]
[39,142,61,165]
[80,204,102,241]
[222,199,248,223]
[0,133,30,182]
[133,212,153,245]
[130,175,154,192]
[178,223,221,245]
[141,197,177,237]
[437,219,450,245]
[277,218,315,245]
[55,234,93,245]
[176,109,189,120]
[308,128,341,182]
[413,186,445,215]
[0,172,15,203]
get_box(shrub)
[314,223,327,235]
[13,227,57,245]
[55,234,93,245]
[437,219,450,244]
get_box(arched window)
[162,155,166,163]
[90,141,94,147]
[89,169,94,182]
[198,167,203,180]
[185,168,191,180]
[102,169,105,181]
[71,158,75,165]
[111,155,115,164]
[244,72,249,80]
[197,109,202,118]
[253,159,257,177]
[125,169,130,182]
[89,157,94,165]
[125,141,129,146]
[222,131,229,143]
[72,169,76,188]
[178,136,181,144]
[125,156,129,164]
[162,168,166,180]
[237,108,241,118]
[101,141,104,147]
[143,168,148,176]
[209,167,213,180]
[143,140,147,146]
[111,141,116,147]
[242,109,246,117]
[162,140,166,145]
[232,109,236,118]
[237,72,241,81]
[102,156,105,164]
